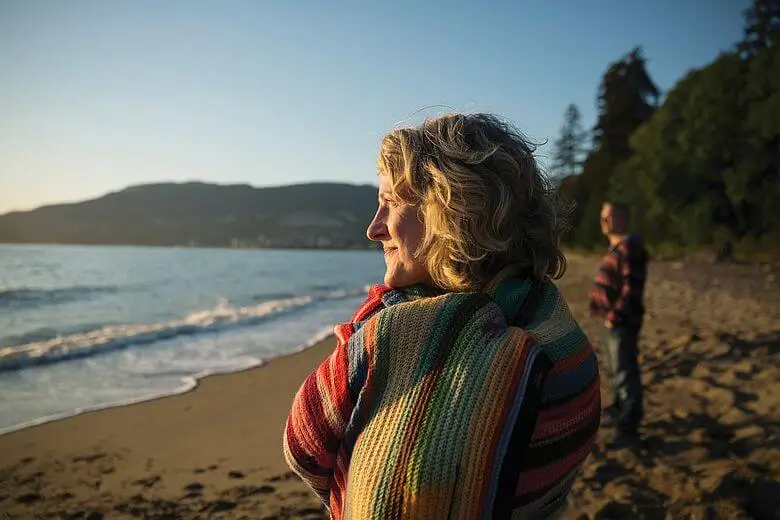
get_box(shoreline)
[0,329,335,438]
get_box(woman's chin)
[384,273,427,289]
[383,274,400,288]
[383,272,405,288]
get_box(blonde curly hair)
[377,113,569,292]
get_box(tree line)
[552,0,779,259]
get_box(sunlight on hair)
[378,113,571,292]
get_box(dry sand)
[561,256,780,520]
[1,254,779,519]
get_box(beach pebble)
[228,470,245,479]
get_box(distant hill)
[0,182,381,249]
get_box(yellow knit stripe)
[344,298,444,519]
[400,306,504,516]
[456,329,533,519]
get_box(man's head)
[600,202,629,237]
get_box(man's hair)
[377,113,570,292]
[605,202,630,221]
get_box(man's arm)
[589,250,620,320]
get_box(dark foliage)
[557,1,780,256]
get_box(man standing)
[589,202,649,443]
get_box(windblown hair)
[377,113,570,292]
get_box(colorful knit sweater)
[283,273,600,519]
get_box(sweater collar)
[377,264,540,324]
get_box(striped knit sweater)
[284,272,600,519]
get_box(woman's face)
[366,175,432,288]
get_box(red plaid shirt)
[589,234,648,328]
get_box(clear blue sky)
[0,0,749,213]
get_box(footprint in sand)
[202,499,236,513]
[16,492,41,504]
[227,484,275,499]
[72,453,107,463]
[131,475,161,489]
[268,471,298,482]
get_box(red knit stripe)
[548,342,594,375]
[515,433,597,492]
[352,285,390,322]
[533,386,601,440]
[536,377,600,425]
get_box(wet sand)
[1,254,779,519]
[0,341,333,519]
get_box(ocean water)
[0,244,385,434]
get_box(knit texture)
[284,272,600,519]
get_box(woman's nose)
[366,209,388,241]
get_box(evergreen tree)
[551,104,587,183]
[604,2,780,252]
[738,0,780,57]
[592,47,659,161]
[559,47,659,245]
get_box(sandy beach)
[2,253,779,519]
[0,341,333,519]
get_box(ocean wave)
[0,285,118,310]
[0,324,340,436]
[0,289,366,372]
[252,292,297,303]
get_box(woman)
[284,113,600,519]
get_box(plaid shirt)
[589,234,648,329]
